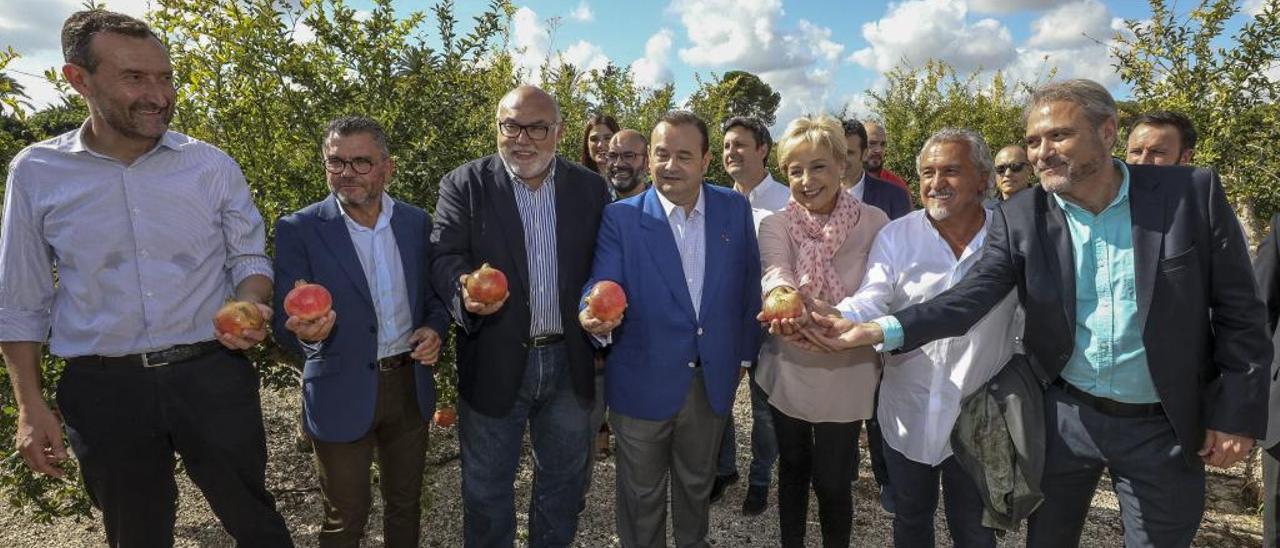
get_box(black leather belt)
[378,352,413,371]
[1053,378,1164,418]
[68,340,223,368]
[530,334,564,348]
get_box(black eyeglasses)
[498,122,559,141]
[995,162,1027,175]
[324,157,376,175]
[605,151,643,163]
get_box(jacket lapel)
[388,200,422,322]
[1038,189,1076,330]
[485,159,531,299]
[640,188,698,321]
[1129,169,1166,330]
[698,184,725,319]
[317,196,375,311]
[552,158,574,305]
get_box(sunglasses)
[995,162,1028,175]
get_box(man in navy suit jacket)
[273,117,450,546]
[581,111,762,547]
[842,118,912,220]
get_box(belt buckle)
[141,352,169,368]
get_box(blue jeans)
[717,370,778,487]
[459,342,592,548]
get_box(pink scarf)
[784,191,861,303]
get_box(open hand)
[216,303,273,350]
[285,310,337,343]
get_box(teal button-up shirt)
[877,160,1158,404]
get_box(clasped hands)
[758,287,883,353]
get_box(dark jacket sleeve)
[429,167,480,335]
[1256,215,1280,337]
[1202,171,1273,437]
[271,216,316,358]
[740,198,763,363]
[422,214,453,338]
[893,203,1019,352]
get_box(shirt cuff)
[0,309,52,343]
[591,332,612,347]
[871,315,903,352]
[229,256,273,288]
[740,360,752,368]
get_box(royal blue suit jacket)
[584,184,762,421]
[273,195,450,443]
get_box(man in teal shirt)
[799,79,1271,548]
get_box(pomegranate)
[465,263,508,305]
[214,300,265,337]
[284,280,333,321]
[585,280,627,322]
[760,287,804,321]
[433,407,457,428]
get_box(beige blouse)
[755,201,889,423]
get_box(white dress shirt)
[337,192,414,359]
[846,172,866,202]
[656,186,707,320]
[836,209,1023,466]
[742,173,790,233]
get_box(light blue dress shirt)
[877,160,1158,404]
[657,186,707,320]
[337,192,413,360]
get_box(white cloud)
[0,0,151,54]
[668,0,847,129]
[850,0,1015,74]
[967,0,1062,14]
[509,6,551,82]
[1026,0,1113,49]
[560,40,610,73]
[570,0,594,22]
[630,29,675,88]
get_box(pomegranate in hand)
[585,280,627,322]
[466,263,508,305]
[283,280,333,321]
[434,407,457,428]
[760,287,804,322]
[214,300,265,337]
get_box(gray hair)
[323,116,390,157]
[916,128,995,189]
[1024,79,1117,130]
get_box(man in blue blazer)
[273,117,450,547]
[581,110,762,547]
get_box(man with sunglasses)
[431,85,611,547]
[273,116,450,546]
[993,145,1033,201]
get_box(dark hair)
[841,118,869,152]
[580,113,621,173]
[721,116,772,164]
[1129,110,1198,153]
[656,110,709,155]
[323,116,390,157]
[62,10,159,73]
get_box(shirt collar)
[337,192,396,231]
[747,173,781,201]
[66,119,183,158]
[657,182,706,221]
[918,206,993,262]
[1052,159,1131,215]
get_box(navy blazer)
[273,195,450,443]
[584,184,762,421]
[430,155,611,417]
[861,172,913,220]
[1253,213,1280,457]
[892,163,1271,463]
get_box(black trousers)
[57,346,292,547]
[1265,449,1279,548]
[770,405,860,548]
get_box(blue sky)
[0,0,1269,124]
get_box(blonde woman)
[755,115,888,547]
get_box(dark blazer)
[272,195,451,443]
[861,172,913,220]
[430,155,611,417]
[1253,213,1280,457]
[892,163,1271,463]
[584,184,762,421]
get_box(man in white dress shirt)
[714,116,785,515]
[834,128,1020,547]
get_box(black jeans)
[769,404,859,548]
[57,346,292,547]
[881,439,993,548]
[1266,449,1280,548]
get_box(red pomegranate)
[760,287,804,322]
[466,263,508,305]
[214,300,265,337]
[284,280,333,321]
[586,280,628,322]
[433,407,457,428]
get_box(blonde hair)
[775,115,848,170]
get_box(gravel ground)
[0,382,1266,547]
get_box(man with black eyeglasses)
[605,129,650,200]
[431,85,611,547]
[273,116,450,546]
[993,145,1032,201]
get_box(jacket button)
[697,327,704,336]
[688,361,696,368]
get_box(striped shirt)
[0,123,272,357]
[504,159,562,337]
[657,186,707,319]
